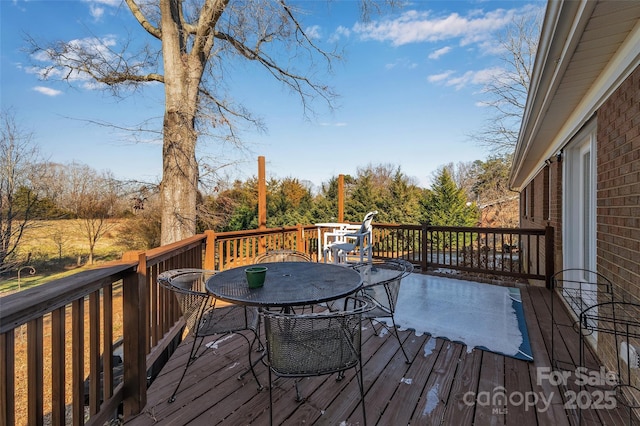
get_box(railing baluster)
[72,299,84,426]
[103,286,114,403]
[51,308,65,426]
[89,291,101,414]
[27,318,43,426]
[1,330,15,426]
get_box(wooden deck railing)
[0,223,553,425]
[420,225,553,284]
[0,233,210,426]
[367,223,552,284]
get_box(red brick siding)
[597,65,640,304]
[520,168,549,229]
[519,167,552,278]
[597,65,640,404]
[517,59,640,415]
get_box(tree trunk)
[159,0,202,245]
[160,110,198,245]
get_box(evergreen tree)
[422,168,479,227]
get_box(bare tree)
[49,228,70,260]
[474,9,542,155]
[78,173,120,265]
[0,110,47,273]
[56,163,120,264]
[26,0,390,245]
[441,161,481,201]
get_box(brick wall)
[596,64,640,410]
[597,65,640,304]
[519,167,549,229]
[519,165,556,280]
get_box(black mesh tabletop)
[206,262,362,308]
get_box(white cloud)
[385,58,418,70]
[305,25,322,40]
[328,25,351,43]
[90,5,105,20]
[80,0,119,21]
[352,7,522,47]
[471,66,505,85]
[320,122,348,127]
[427,71,454,83]
[428,66,505,90]
[33,86,62,96]
[28,36,118,86]
[428,46,452,60]
[82,0,121,6]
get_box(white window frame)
[563,128,596,273]
[562,121,598,339]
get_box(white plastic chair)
[324,211,378,264]
[322,223,360,261]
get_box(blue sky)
[1,0,544,190]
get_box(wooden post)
[421,223,429,272]
[122,253,147,417]
[338,174,344,222]
[258,156,267,229]
[545,225,555,288]
[204,230,216,270]
[296,224,304,253]
[258,156,267,253]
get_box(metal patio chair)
[157,268,262,402]
[260,297,371,425]
[327,258,414,364]
[358,259,414,363]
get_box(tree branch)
[125,0,162,39]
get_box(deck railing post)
[421,223,429,272]
[258,157,267,254]
[122,253,148,418]
[296,224,304,253]
[338,174,344,222]
[545,225,555,288]
[204,230,216,270]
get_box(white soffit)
[511,1,640,190]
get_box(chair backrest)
[261,297,370,376]
[254,249,312,264]
[356,259,413,315]
[349,210,378,247]
[551,268,614,317]
[157,269,215,332]
[358,210,378,235]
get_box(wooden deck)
[125,283,637,425]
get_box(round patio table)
[205,261,362,309]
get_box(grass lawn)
[1,219,133,294]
